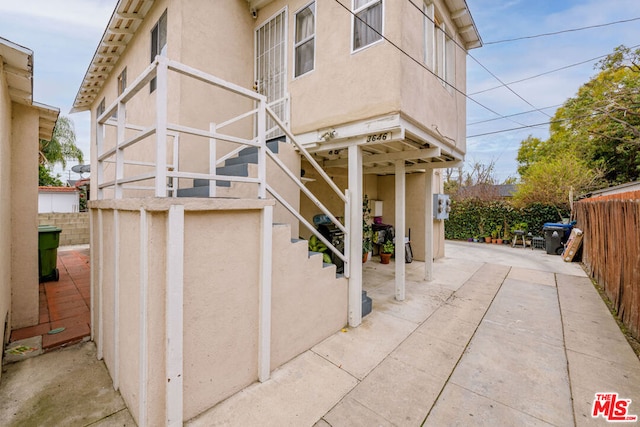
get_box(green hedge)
[444,200,570,240]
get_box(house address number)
[366,132,391,142]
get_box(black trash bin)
[543,222,573,255]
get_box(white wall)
[38,191,79,213]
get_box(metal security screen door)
[255,10,288,139]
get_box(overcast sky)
[1,0,639,183]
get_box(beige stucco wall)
[10,103,40,329]
[0,61,12,352]
[91,197,347,423]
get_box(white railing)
[95,56,348,273]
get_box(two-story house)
[72,0,480,424]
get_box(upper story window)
[97,98,106,118]
[117,68,127,96]
[424,2,455,89]
[150,10,167,92]
[294,2,316,77]
[352,0,383,51]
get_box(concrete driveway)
[2,241,639,426]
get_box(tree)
[516,45,640,198]
[513,153,601,209]
[38,164,63,186]
[39,116,84,169]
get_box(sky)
[1,0,639,183]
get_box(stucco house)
[0,37,59,377]
[72,0,480,424]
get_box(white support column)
[258,205,273,382]
[166,205,184,427]
[113,210,120,390]
[138,208,149,426]
[395,160,406,301]
[155,60,168,197]
[425,170,434,281]
[343,189,351,278]
[89,209,95,342]
[209,122,217,198]
[97,209,104,360]
[348,145,363,327]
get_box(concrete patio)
[1,241,639,426]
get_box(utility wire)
[331,0,528,129]
[404,0,551,119]
[484,17,640,45]
[468,104,562,125]
[470,43,640,96]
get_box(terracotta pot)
[484,237,492,243]
[363,252,369,263]
[497,238,503,244]
[380,252,392,264]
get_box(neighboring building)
[72,0,481,424]
[0,37,59,374]
[38,186,80,213]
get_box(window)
[97,98,105,118]
[117,68,127,96]
[295,2,315,77]
[150,10,167,92]
[353,0,382,51]
[424,2,455,89]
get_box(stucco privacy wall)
[38,212,90,246]
[10,103,40,329]
[91,197,347,423]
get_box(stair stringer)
[270,223,348,370]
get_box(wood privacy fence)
[575,190,640,341]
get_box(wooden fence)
[575,190,640,341]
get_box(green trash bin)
[38,225,61,282]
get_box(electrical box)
[433,194,451,220]
[373,200,383,217]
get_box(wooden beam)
[324,147,441,168]
[364,162,432,175]
[116,12,142,20]
[451,8,469,19]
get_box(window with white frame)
[424,2,455,88]
[295,2,316,77]
[117,68,127,96]
[353,0,382,51]
[150,10,167,92]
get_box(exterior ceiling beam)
[4,64,31,79]
[8,87,31,103]
[323,147,440,168]
[116,12,142,20]
[364,163,432,175]
[450,8,468,19]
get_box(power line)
[468,104,562,125]
[470,43,640,96]
[331,0,521,127]
[484,17,640,45]
[403,0,549,125]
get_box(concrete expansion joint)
[420,266,511,424]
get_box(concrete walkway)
[2,241,639,426]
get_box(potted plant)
[363,195,373,262]
[308,235,332,264]
[495,225,503,244]
[380,240,394,264]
